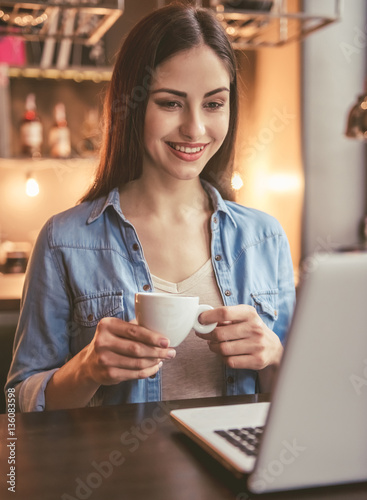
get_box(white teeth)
[171,143,204,153]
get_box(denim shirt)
[6,181,295,412]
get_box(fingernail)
[167,349,176,359]
[160,338,170,348]
[158,361,163,368]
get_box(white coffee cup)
[135,292,217,347]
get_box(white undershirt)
[151,259,224,400]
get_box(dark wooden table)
[1,394,366,500]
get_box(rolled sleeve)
[16,369,59,412]
[5,218,72,412]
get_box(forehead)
[151,45,230,92]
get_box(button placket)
[127,226,153,294]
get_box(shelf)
[7,66,112,81]
[0,0,124,46]
[211,0,342,48]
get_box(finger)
[196,320,256,343]
[100,338,176,361]
[198,304,258,326]
[96,350,165,372]
[207,338,260,357]
[195,331,214,341]
[116,338,176,360]
[99,360,163,385]
[94,329,176,360]
[223,354,267,371]
[98,317,171,348]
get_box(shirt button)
[227,376,234,384]
[213,217,218,224]
[87,314,94,322]
[143,284,151,291]
[224,290,231,297]
[215,255,222,261]
[132,243,139,251]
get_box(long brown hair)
[81,3,238,202]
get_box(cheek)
[212,112,230,144]
[144,110,173,144]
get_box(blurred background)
[0,0,366,411]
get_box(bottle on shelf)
[77,108,100,158]
[48,102,71,158]
[19,93,43,158]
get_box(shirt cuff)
[16,369,59,412]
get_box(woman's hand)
[83,317,176,386]
[196,305,283,373]
[45,317,175,410]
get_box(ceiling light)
[25,175,39,197]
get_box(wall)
[302,0,367,258]
[235,38,303,276]
[0,159,96,244]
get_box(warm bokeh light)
[266,173,303,193]
[231,171,244,191]
[25,177,39,197]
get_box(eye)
[154,100,182,110]
[204,101,225,111]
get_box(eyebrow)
[151,87,230,98]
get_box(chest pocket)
[251,290,278,328]
[73,291,124,327]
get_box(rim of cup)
[136,293,199,300]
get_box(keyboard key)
[214,426,264,457]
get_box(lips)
[166,141,208,162]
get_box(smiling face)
[142,44,231,184]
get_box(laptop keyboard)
[214,426,264,457]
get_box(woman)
[6,3,295,412]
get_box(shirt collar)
[87,187,124,224]
[201,180,237,227]
[87,181,237,227]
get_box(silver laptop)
[171,252,367,493]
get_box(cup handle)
[193,304,217,334]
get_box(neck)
[119,176,211,220]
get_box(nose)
[179,108,205,141]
